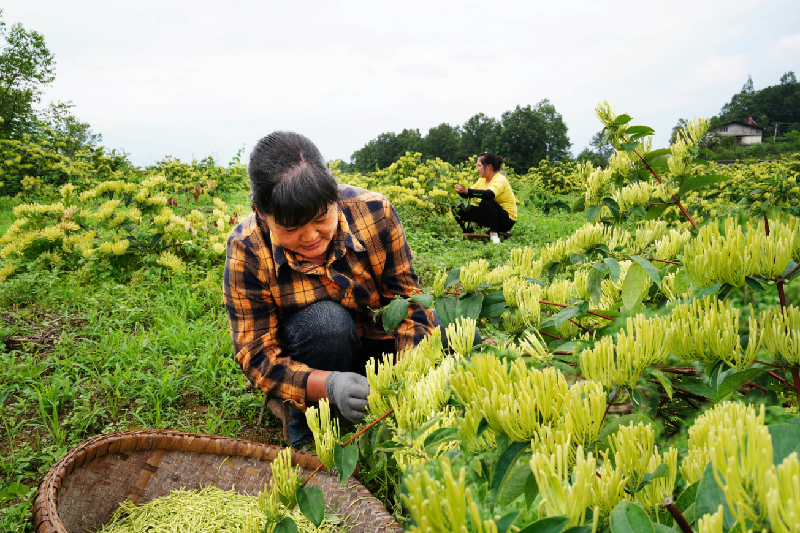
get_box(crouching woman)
[454,152,517,243]
[223,131,467,449]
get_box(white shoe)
[489,232,501,244]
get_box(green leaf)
[603,197,621,221]
[483,289,506,305]
[676,481,699,513]
[643,463,671,484]
[423,427,458,451]
[456,292,484,321]
[524,471,539,509]
[495,511,521,533]
[588,267,606,305]
[615,114,632,125]
[333,444,358,484]
[630,255,662,288]
[652,525,674,533]
[673,270,690,297]
[625,126,655,136]
[296,485,325,527]
[409,294,434,308]
[714,368,767,401]
[629,205,646,218]
[434,295,457,328]
[490,440,529,503]
[551,306,583,327]
[768,424,800,466]
[698,148,715,156]
[571,196,586,213]
[586,204,602,222]
[517,516,569,533]
[273,517,299,533]
[678,175,729,197]
[445,268,461,288]
[609,500,654,533]
[649,368,674,400]
[481,291,508,318]
[644,148,672,161]
[604,257,621,283]
[149,233,164,248]
[374,440,405,452]
[621,142,640,153]
[644,203,669,221]
[563,527,593,533]
[621,262,649,310]
[382,299,409,334]
[497,465,534,508]
[695,462,736,530]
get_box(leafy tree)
[0,10,56,139]
[350,128,421,173]
[713,73,800,132]
[460,113,498,158]
[577,130,613,167]
[485,100,571,174]
[41,101,102,156]
[420,123,463,164]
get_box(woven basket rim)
[32,429,329,533]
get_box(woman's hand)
[454,184,467,194]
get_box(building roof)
[718,121,765,132]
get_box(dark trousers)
[456,198,515,233]
[277,300,480,447]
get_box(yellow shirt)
[471,173,518,221]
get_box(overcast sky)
[6,1,800,166]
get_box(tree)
[670,118,689,145]
[486,100,571,174]
[41,101,102,156]
[713,73,800,135]
[420,123,463,164]
[577,130,613,167]
[461,113,498,158]
[780,71,797,85]
[349,128,421,173]
[0,10,56,139]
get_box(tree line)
[0,10,102,155]
[346,100,572,175]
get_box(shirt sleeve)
[485,177,508,198]
[223,234,313,410]
[377,201,435,354]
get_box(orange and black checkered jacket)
[223,185,435,409]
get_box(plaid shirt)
[224,185,434,409]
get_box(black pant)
[456,198,515,233]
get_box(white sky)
[7,0,800,166]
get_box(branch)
[343,409,394,447]
[776,264,800,283]
[633,149,698,230]
[664,497,693,533]
[539,299,614,321]
[601,388,621,426]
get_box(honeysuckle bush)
[307,104,800,533]
[0,173,246,283]
[0,134,250,202]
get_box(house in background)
[708,120,764,146]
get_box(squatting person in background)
[223,131,476,449]
[454,152,518,244]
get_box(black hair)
[248,131,340,228]
[478,152,504,172]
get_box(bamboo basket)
[32,430,401,533]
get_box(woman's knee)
[279,300,360,370]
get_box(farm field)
[1,107,800,532]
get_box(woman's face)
[263,203,339,259]
[476,157,491,179]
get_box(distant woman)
[454,152,517,243]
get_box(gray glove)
[325,371,370,424]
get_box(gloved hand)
[325,371,370,424]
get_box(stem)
[570,318,591,335]
[302,408,396,487]
[658,366,702,376]
[664,497,693,533]
[342,409,395,447]
[778,281,787,309]
[754,359,785,368]
[776,264,800,283]
[538,330,563,340]
[747,381,767,393]
[791,367,800,407]
[764,212,771,236]
[633,150,698,230]
[648,258,682,266]
[768,370,788,384]
[601,389,621,426]
[539,300,614,321]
